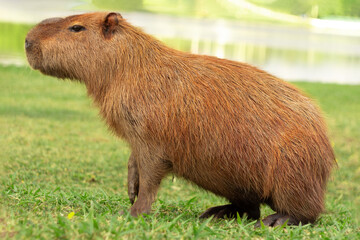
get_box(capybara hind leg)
[200,203,260,220]
[127,153,139,205]
[199,204,239,219]
[254,213,301,228]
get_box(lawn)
[0,65,359,239]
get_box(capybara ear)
[102,12,122,39]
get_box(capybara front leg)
[127,153,139,205]
[254,213,301,227]
[130,156,172,217]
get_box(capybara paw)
[130,205,151,217]
[254,213,300,228]
[199,204,241,219]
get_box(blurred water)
[0,0,360,84]
[127,13,360,84]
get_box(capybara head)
[25,12,129,80]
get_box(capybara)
[25,12,335,226]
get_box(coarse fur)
[25,12,336,226]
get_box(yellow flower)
[67,212,75,220]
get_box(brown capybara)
[25,12,335,227]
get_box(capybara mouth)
[25,38,43,71]
[25,42,69,80]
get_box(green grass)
[0,65,359,239]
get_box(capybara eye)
[69,25,86,32]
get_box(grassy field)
[0,65,359,239]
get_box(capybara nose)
[25,39,32,50]
[25,39,31,49]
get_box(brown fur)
[25,12,335,225]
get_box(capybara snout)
[26,12,335,226]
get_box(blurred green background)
[91,0,360,19]
[1,0,360,84]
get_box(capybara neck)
[85,24,170,102]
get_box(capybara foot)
[130,206,150,217]
[254,213,300,228]
[199,204,242,219]
[130,203,151,217]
